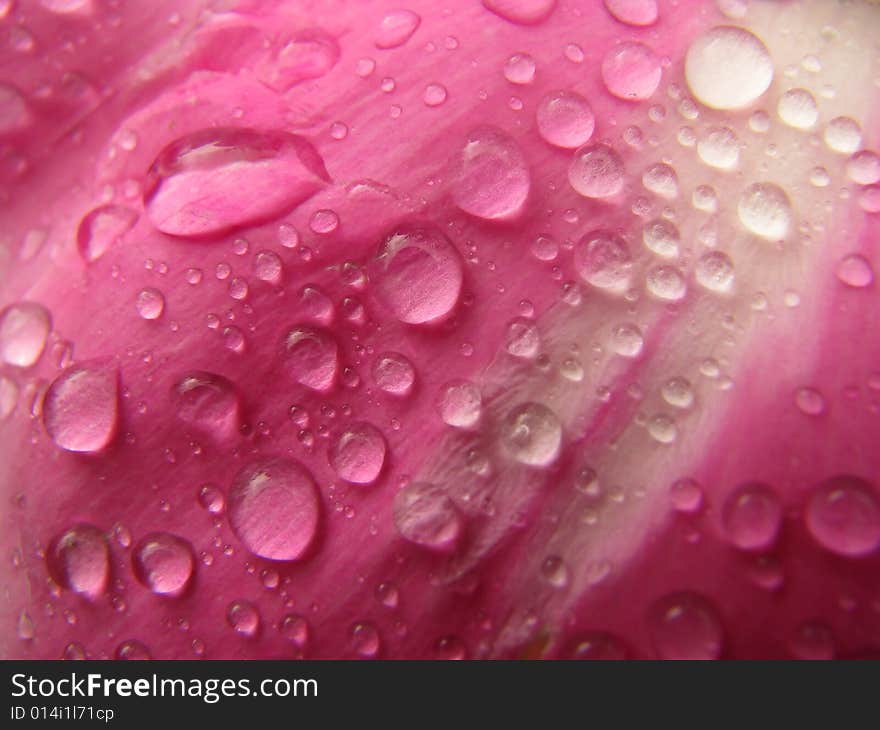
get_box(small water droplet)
[642,163,678,199]
[836,254,874,288]
[571,631,629,659]
[777,88,818,130]
[845,150,880,186]
[227,600,261,638]
[503,53,537,85]
[695,251,735,293]
[697,127,739,170]
[481,0,556,25]
[115,640,152,660]
[823,117,862,155]
[610,323,644,358]
[132,532,195,597]
[540,555,569,587]
[646,265,686,301]
[280,613,310,652]
[172,372,240,440]
[574,230,632,292]
[505,318,540,359]
[670,478,703,513]
[642,219,680,258]
[604,0,657,26]
[280,326,340,392]
[535,90,594,149]
[795,387,826,415]
[423,83,448,107]
[350,621,381,658]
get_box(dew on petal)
[328,422,387,485]
[503,53,536,85]
[646,265,686,301]
[670,479,703,513]
[795,387,826,416]
[350,621,381,658]
[132,532,195,597]
[535,91,595,149]
[642,163,678,199]
[43,362,118,453]
[505,317,540,359]
[601,42,661,101]
[0,302,50,368]
[662,377,694,409]
[423,83,448,107]
[569,144,625,199]
[115,640,152,660]
[845,151,880,186]
[642,219,680,258]
[257,29,340,92]
[393,482,463,552]
[610,323,644,358]
[570,631,629,659]
[254,250,283,284]
[500,402,562,467]
[46,525,110,599]
[648,592,723,660]
[805,475,880,557]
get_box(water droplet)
[372,352,416,396]
[500,402,562,467]
[505,317,540,359]
[423,83,448,107]
[280,613,310,651]
[370,224,463,325]
[482,0,556,25]
[144,128,330,238]
[0,302,50,367]
[642,163,678,199]
[47,525,109,599]
[737,183,792,240]
[795,387,826,416]
[172,372,241,440]
[647,413,677,443]
[648,592,723,659]
[646,265,686,301]
[777,88,818,130]
[375,582,400,609]
[697,127,739,170]
[695,251,735,293]
[601,42,661,101]
[254,250,283,284]
[350,621,381,657]
[43,362,118,453]
[132,532,195,597]
[257,29,340,91]
[375,9,420,49]
[642,219,680,258]
[280,326,340,391]
[540,555,569,587]
[116,640,152,660]
[535,90,595,149]
[662,377,694,409]
[805,475,880,557]
[63,643,86,660]
[437,380,482,428]
[228,457,321,561]
[569,143,624,199]
[789,621,834,660]
[227,600,260,638]
[610,323,644,358]
[836,254,873,288]
[845,151,879,186]
[452,127,530,221]
[329,422,387,485]
[198,484,225,514]
[670,478,703,513]
[604,0,657,26]
[76,205,138,262]
[135,287,164,320]
[393,482,463,551]
[721,482,782,551]
[685,26,773,110]
[504,53,537,84]
[574,230,632,292]
[823,117,862,155]
[571,632,629,659]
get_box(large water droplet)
[535,90,595,149]
[722,482,782,551]
[227,600,261,638]
[482,0,556,25]
[604,0,657,26]
[228,457,321,561]
[43,362,118,453]
[132,532,195,597]
[737,183,792,240]
[601,42,661,101]
[144,128,330,238]
[375,9,420,49]
[805,475,880,557]
[47,525,109,599]
[452,127,530,221]
[280,326,339,392]
[0,302,50,367]
[437,380,482,428]
[172,372,241,440]
[568,144,625,199]
[370,224,463,325]
[372,352,416,396]
[685,26,773,110]
[574,230,632,292]
[648,592,723,660]
[393,482,463,552]
[76,205,138,263]
[500,402,562,467]
[329,422,387,485]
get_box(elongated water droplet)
[280,326,339,392]
[47,525,109,599]
[535,90,595,149]
[0,302,50,367]
[132,532,195,597]
[569,144,624,199]
[393,482,463,552]
[648,592,723,660]
[805,475,880,557]
[43,362,118,453]
[375,9,420,49]
[228,458,321,561]
[76,205,138,262]
[350,621,381,658]
[505,317,540,359]
[280,613,310,651]
[144,128,330,238]
[500,402,562,467]
[329,422,387,485]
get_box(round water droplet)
[500,402,562,467]
[805,475,880,557]
[685,26,773,110]
[452,127,530,221]
[642,219,680,258]
[393,482,463,552]
[535,90,595,149]
[647,414,677,443]
[574,230,632,293]
[329,422,387,485]
[646,265,686,301]
[115,640,152,660]
[43,362,118,453]
[437,380,481,428]
[280,613,310,651]
[823,117,861,155]
[794,387,826,416]
[0,302,50,368]
[350,621,381,658]
[76,205,138,262]
[777,88,818,130]
[737,183,792,240]
[132,532,195,597]
[423,83,448,107]
[601,42,661,101]
[372,352,416,396]
[482,0,556,25]
[569,144,625,199]
[227,600,260,638]
[370,224,463,325]
[228,457,321,561]
[695,251,735,293]
[610,323,644,358]
[604,0,657,26]
[172,371,241,440]
[697,127,739,170]
[280,326,340,392]
[254,250,283,284]
[135,287,164,320]
[375,9,420,49]
[648,592,723,660]
[722,482,782,551]
[642,163,678,199]
[144,128,329,238]
[670,478,703,513]
[662,377,694,409]
[836,254,873,288]
[47,525,109,599]
[504,53,536,84]
[846,151,880,186]
[505,317,540,359]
